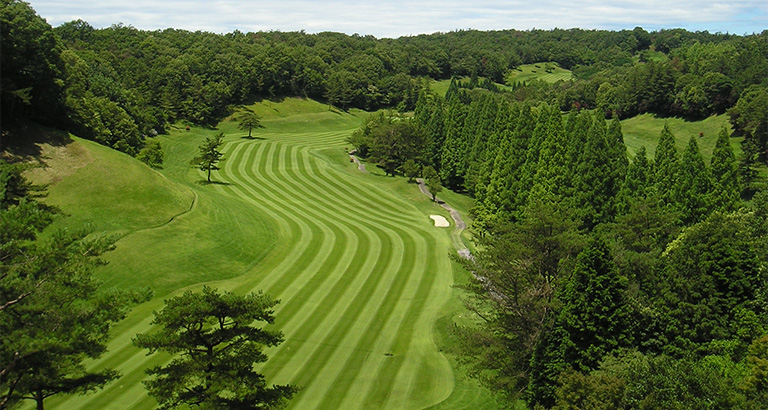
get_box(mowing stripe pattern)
[45,128,456,409]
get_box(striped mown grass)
[37,98,499,409]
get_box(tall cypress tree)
[617,146,651,215]
[465,96,498,196]
[652,124,680,208]
[529,107,570,202]
[440,94,468,189]
[559,237,633,371]
[607,116,629,188]
[575,115,617,229]
[710,126,740,211]
[675,135,712,224]
[516,105,547,211]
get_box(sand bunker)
[430,215,450,227]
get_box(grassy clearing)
[506,63,573,84]
[31,98,495,410]
[621,113,740,161]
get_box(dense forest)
[3,0,768,408]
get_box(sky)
[30,0,768,38]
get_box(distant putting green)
[506,62,573,84]
[36,98,499,409]
[621,113,739,161]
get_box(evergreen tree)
[236,111,264,138]
[652,124,680,208]
[710,126,740,211]
[422,166,442,201]
[575,115,617,229]
[739,137,761,196]
[675,135,713,224]
[515,105,548,213]
[133,286,296,410]
[559,237,633,371]
[191,132,226,183]
[440,95,468,189]
[616,146,651,215]
[607,116,629,189]
[528,106,571,202]
[1,162,137,410]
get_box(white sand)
[430,215,450,227]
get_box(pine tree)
[710,126,740,211]
[191,132,225,183]
[675,136,712,224]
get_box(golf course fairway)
[35,99,496,409]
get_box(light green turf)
[28,136,194,235]
[620,113,740,161]
[31,98,498,410]
[506,63,573,84]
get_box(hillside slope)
[23,98,499,410]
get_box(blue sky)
[30,0,768,38]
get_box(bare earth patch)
[25,140,93,185]
[430,214,450,227]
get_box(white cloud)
[30,0,768,37]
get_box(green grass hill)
[17,98,501,410]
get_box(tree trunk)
[207,168,211,182]
[35,390,44,410]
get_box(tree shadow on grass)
[196,180,233,186]
[240,136,266,140]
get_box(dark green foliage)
[528,106,571,202]
[559,238,633,371]
[528,237,632,408]
[349,112,424,177]
[709,127,739,211]
[133,286,296,410]
[527,325,569,408]
[1,160,135,410]
[553,352,757,410]
[422,166,442,201]
[740,137,762,195]
[0,0,66,127]
[574,114,619,228]
[402,159,419,182]
[191,132,225,182]
[136,139,165,169]
[729,85,768,158]
[440,96,469,189]
[674,136,712,224]
[651,124,680,207]
[654,211,765,358]
[460,196,584,402]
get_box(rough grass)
[32,98,497,410]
